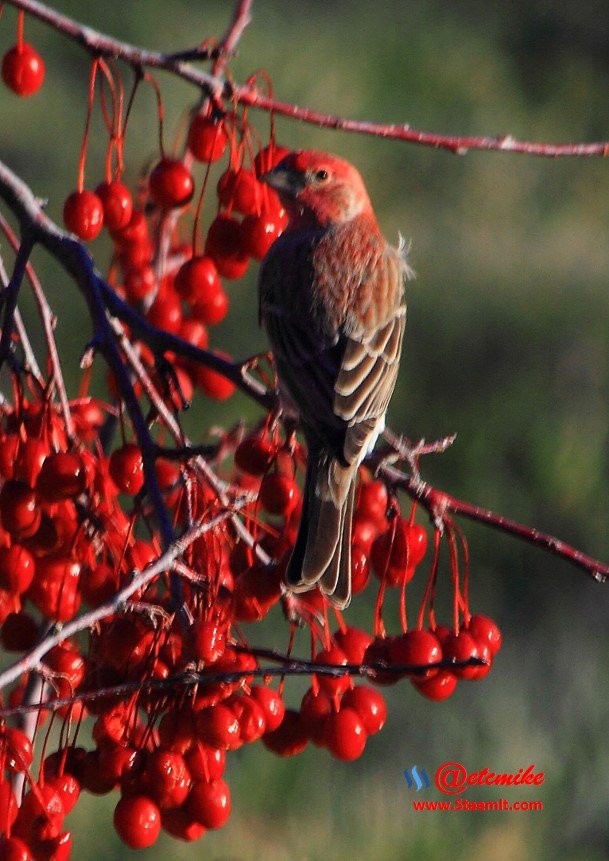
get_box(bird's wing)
[259,230,407,467]
[259,233,348,453]
[334,244,407,468]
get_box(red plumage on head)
[264,150,373,228]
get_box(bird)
[259,150,411,608]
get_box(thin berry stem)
[76,58,99,193]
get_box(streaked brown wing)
[334,245,407,466]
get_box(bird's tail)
[285,448,355,608]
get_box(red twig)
[3,0,609,159]
[214,0,252,77]
[381,464,609,584]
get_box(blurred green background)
[2,1,609,859]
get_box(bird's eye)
[314,169,329,182]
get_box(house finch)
[259,150,411,607]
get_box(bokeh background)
[2,1,609,858]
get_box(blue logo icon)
[403,765,430,791]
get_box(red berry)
[2,43,44,96]
[186,778,231,829]
[363,636,401,686]
[16,783,64,833]
[96,744,138,787]
[1,611,38,651]
[217,168,262,216]
[161,808,206,841]
[113,795,161,849]
[44,644,85,697]
[45,773,81,815]
[389,630,442,679]
[109,444,144,495]
[175,256,221,305]
[158,709,197,754]
[357,480,388,523]
[195,352,236,401]
[178,317,209,351]
[196,704,240,750]
[0,480,41,538]
[241,206,286,260]
[185,743,225,782]
[413,669,458,701]
[233,695,266,743]
[36,452,87,501]
[147,291,183,333]
[250,685,285,733]
[1,727,33,770]
[149,158,194,208]
[191,286,229,325]
[466,613,502,656]
[0,836,32,861]
[0,433,19,479]
[144,750,191,811]
[469,639,493,680]
[253,144,291,175]
[263,709,308,757]
[351,545,371,594]
[233,562,282,621]
[124,264,156,302]
[371,518,428,587]
[333,626,373,664]
[190,619,226,664]
[187,114,228,163]
[0,780,18,829]
[14,438,49,486]
[352,516,380,555]
[63,190,104,240]
[315,645,351,696]
[204,214,249,280]
[324,708,367,761]
[96,180,133,231]
[342,686,387,735]
[234,436,276,476]
[441,630,480,680]
[259,472,300,516]
[111,209,148,245]
[29,554,81,621]
[0,544,35,593]
[70,399,105,441]
[299,687,333,745]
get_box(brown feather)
[259,167,410,607]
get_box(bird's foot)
[378,430,457,486]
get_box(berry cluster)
[0,387,502,854]
[0,12,504,857]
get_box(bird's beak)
[260,168,305,196]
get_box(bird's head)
[261,150,373,228]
